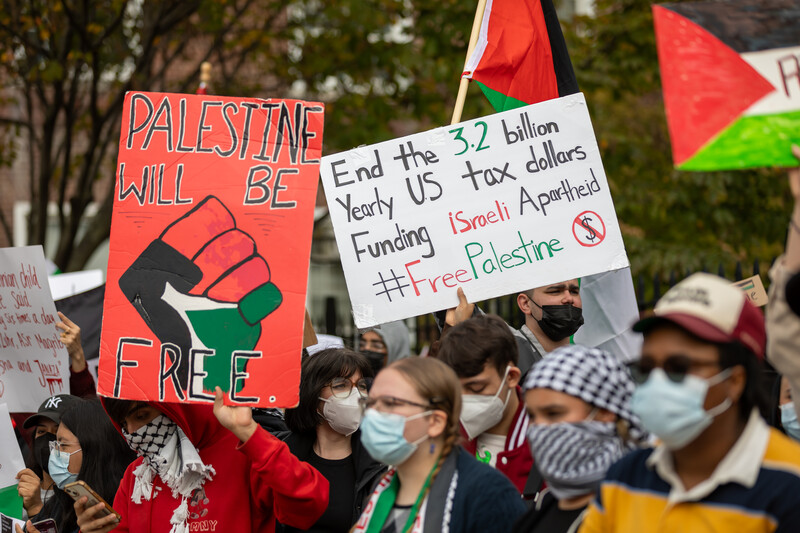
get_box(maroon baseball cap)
[633,272,766,359]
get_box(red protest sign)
[98,92,324,407]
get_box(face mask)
[780,403,800,441]
[362,350,387,375]
[34,432,57,475]
[460,366,512,440]
[631,367,732,450]
[319,388,363,436]
[530,299,584,341]
[122,414,178,459]
[48,446,81,489]
[527,419,623,500]
[359,408,431,465]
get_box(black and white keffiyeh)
[526,420,623,500]
[123,415,215,533]
[524,345,647,443]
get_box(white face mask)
[460,365,512,440]
[319,388,363,436]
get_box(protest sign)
[733,275,769,307]
[0,404,24,519]
[0,246,70,412]
[653,0,800,170]
[48,269,104,300]
[0,513,24,533]
[98,92,324,408]
[320,92,629,328]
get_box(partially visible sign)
[320,93,629,328]
[0,404,25,519]
[733,275,768,307]
[0,246,70,412]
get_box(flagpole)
[451,0,488,125]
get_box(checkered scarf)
[123,415,215,533]
[524,345,647,444]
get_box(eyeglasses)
[358,395,433,414]
[627,355,721,384]
[327,377,369,399]
[49,440,82,457]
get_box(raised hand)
[16,468,43,516]
[56,312,86,372]
[213,386,257,443]
[444,287,476,326]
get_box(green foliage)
[0,0,791,282]
[565,0,791,283]
[275,0,493,152]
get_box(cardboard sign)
[0,246,70,412]
[320,93,629,328]
[733,275,769,307]
[98,92,324,408]
[0,404,24,519]
[653,0,800,170]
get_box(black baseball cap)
[23,394,81,429]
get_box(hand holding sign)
[213,386,257,443]
[14,469,43,516]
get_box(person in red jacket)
[435,314,533,495]
[75,388,329,533]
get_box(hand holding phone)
[66,480,121,533]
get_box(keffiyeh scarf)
[123,415,215,533]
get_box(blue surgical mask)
[359,408,431,465]
[780,403,800,441]
[48,446,81,489]
[631,367,732,450]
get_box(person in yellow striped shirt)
[580,273,800,533]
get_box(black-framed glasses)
[327,377,369,399]
[627,355,721,385]
[358,395,431,414]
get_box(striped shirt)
[579,410,800,532]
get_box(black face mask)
[34,432,58,474]
[361,350,387,376]
[530,300,584,341]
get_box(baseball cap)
[23,394,81,429]
[633,272,766,359]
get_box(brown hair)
[436,314,518,377]
[388,357,461,498]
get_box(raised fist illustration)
[119,196,281,394]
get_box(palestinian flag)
[462,0,579,112]
[653,0,800,170]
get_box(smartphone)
[63,480,121,521]
[31,519,57,533]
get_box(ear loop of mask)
[704,367,734,417]
[497,365,513,408]
[406,410,435,446]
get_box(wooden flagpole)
[451,0,488,125]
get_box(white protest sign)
[321,93,629,327]
[0,247,70,412]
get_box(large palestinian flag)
[461,0,579,112]
[653,0,800,170]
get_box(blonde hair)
[388,357,461,494]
